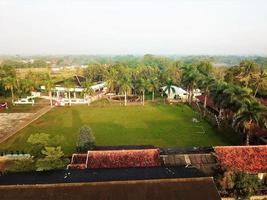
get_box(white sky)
[0,0,267,55]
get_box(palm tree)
[210,81,229,117]
[237,60,258,88]
[106,68,117,93]
[198,75,215,116]
[233,100,267,145]
[163,79,175,99]
[251,66,267,97]
[64,79,75,106]
[181,65,200,104]
[82,80,95,106]
[118,73,132,106]
[43,73,54,107]
[138,78,149,105]
[3,76,16,104]
[148,77,159,101]
[223,85,252,113]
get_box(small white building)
[161,85,188,102]
[41,75,107,105]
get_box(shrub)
[6,157,35,172]
[36,146,69,171]
[217,170,262,199]
[76,126,95,152]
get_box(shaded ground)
[0,166,206,185]
[0,103,236,155]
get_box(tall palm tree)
[119,72,132,106]
[163,79,175,100]
[106,68,117,93]
[3,76,16,104]
[138,78,149,105]
[181,65,200,104]
[223,85,252,113]
[233,100,267,145]
[82,80,94,106]
[64,79,75,106]
[198,75,215,116]
[148,77,159,101]
[237,60,258,88]
[251,66,267,97]
[210,81,229,117]
[43,73,54,107]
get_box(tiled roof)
[86,149,161,169]
[68,149,161,169]
[214,145,267,173]
[0,178,221,200]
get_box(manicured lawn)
[0,103,235,155]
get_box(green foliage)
[27,133,50,158]
[27,133,50,146]
[36,146,68,171]
[6,157,36,172]
[76,126,95,152]
[217,170,262,199]
[233,172,262,199]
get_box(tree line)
[1,57,267,145]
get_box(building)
[41,75,107,104]
[161,85,188,102]
[68,149,161,169]
[214,145,267,180]
[0,178,221,200]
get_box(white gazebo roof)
[161,85,188,95]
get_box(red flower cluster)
[214,146,267,173]
[86,149,161,169]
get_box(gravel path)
[0,106,52,143]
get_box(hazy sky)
[0,0,267,55]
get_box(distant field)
[0,103,236,155]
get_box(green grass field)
[0,103,235,155]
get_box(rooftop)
[0,178,221,200]
[68,149,161,169]
[214,145,267,173]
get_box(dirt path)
[0,106,53,144]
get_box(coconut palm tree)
[233,100,267,145]
[198,75,215,116]
[251,66,267,97]
[43,73,54,107]
[181,65,200,104]
[148,77,160,101]
[82,80,94,106]
[210,81,229,117]
[64,79,75,106]
[3,76,16,104]
[137,78,150,105]
[163,79,175,100]
[223,85,252,113]
[118,72,132,106]
[106,68,118,93]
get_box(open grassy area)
[0,103,235,155]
